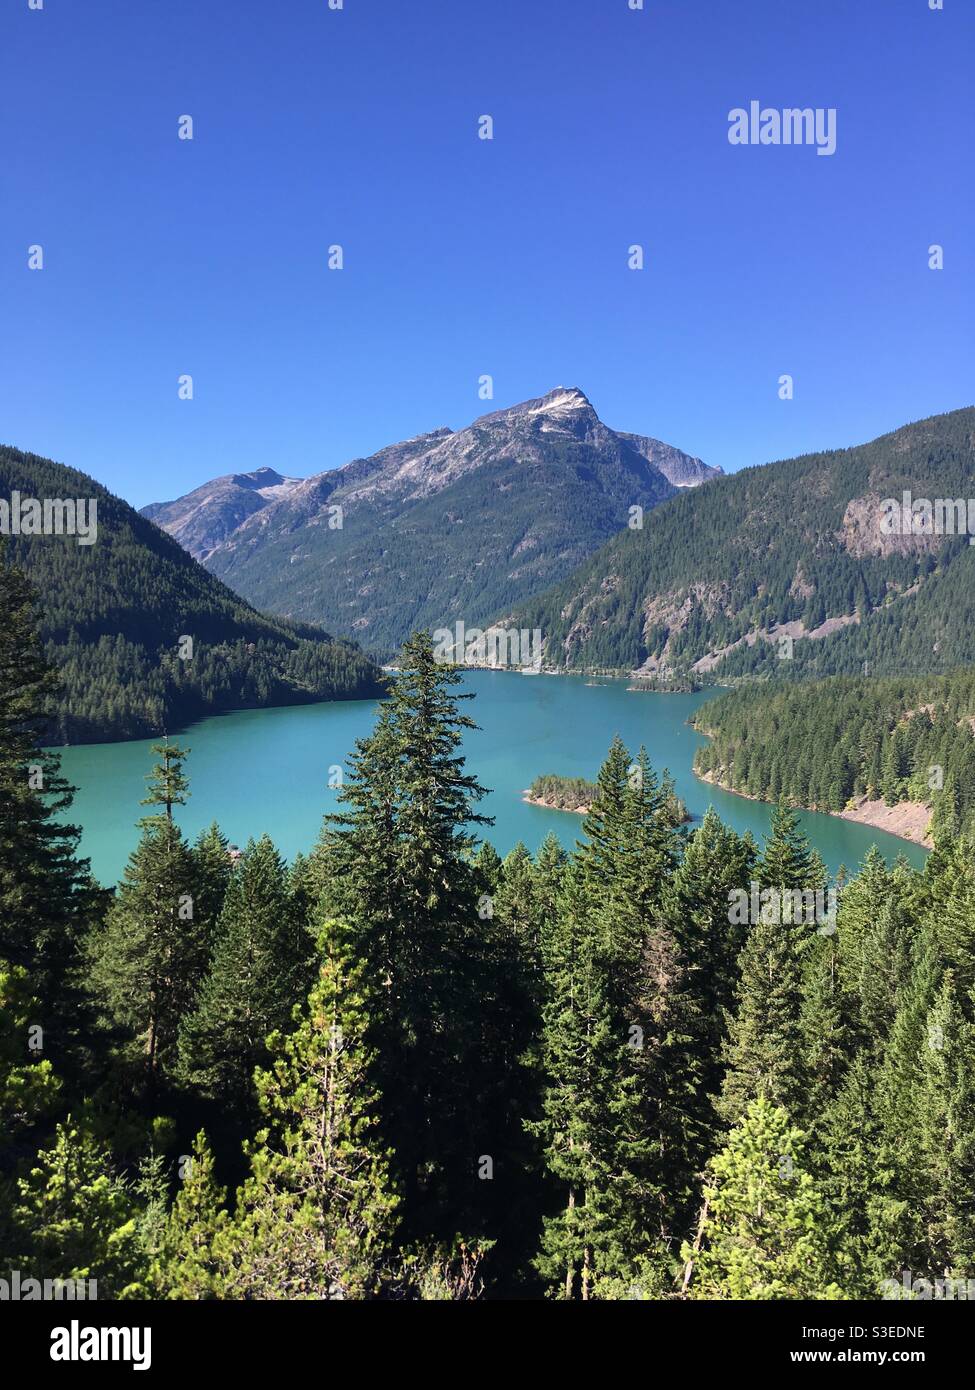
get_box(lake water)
[54,671,929,887]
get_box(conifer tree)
[13,1120,142,1297]
[316,633,493,1232]
[719,807,823,1125]
[0,556,101,1069]
[531,866,659,1299]
[685,1098,848,1300]
[718,905,807,1127]
[664,808,756,1063]
[87,748,202,1081]
[0,959,61,1153]
[177,835,312,1114]
[189,822,233,949]
[220,919,400,1299]
[758,800,826,894]
[818,1055,910,1298]
[147,1131,229,1299]
[910,976,975,1274]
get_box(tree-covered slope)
[0,445,385,742]
[692,667,975,839]
[501,407,975,677]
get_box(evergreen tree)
[13,1120,142,1297]
[0,556,101,1069]
[147,1132,229,1300]
[189,822,233,950]
[87,780,200,1081]
[177,835,312,1114]
[0,960,61,1153]
[530,866,659,1299]
[316,633,493,1235]
[685,1099,848,1300]
[219,919,400,1299]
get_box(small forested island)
[525,773,598,813]
[526,771,689,823]
[626,674,703,694]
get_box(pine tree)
[220,919,400,1299]
[316,632,493,1233]
[0,959,61,1153]
[911,976,975,1274]
[719,807,823,1125]
[0,556,101,1070]
[684,1099,848,1300]
[189,822,233,949]
[13,1120,142,1297]
[87,797,200,1081]
[176,835,312,1114]
[147,1132,229,1299]
[818,1055,910,1298]
[141,739,190,820]
[530,866,660,1299]
[758,800,826,894]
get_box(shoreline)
[694,769,933,850]
[522,791,590,815]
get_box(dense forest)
[4,552,974,1300]
[694,668,975,840]
[0,446,385,741]
[501,407,975,678]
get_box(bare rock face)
[616,431,722,488]
[142,467,302,562]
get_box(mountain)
[0,445,385,743]
[141,466,302,562]
[499,407,975,678]
[616,432,718,488]
[142,388,721,660]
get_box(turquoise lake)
[54,671,929,887]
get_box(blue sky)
[1,0,972,508]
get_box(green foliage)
[505,407,975,676]
[0,445,385,742]
[692,666,975,839]
[0,961,61,1151]
[176,835,313,1113]
[12,1120,143,1297]
[685,1099,849,1300]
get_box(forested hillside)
[0,446,384,741]
[4,584,974,1300]
[502,407,975,677]
[693,668,975,840]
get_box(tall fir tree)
[0,555,102,1071]
[315,632,494,1237]
[176,834,312,1115]
[87,743,202,1082]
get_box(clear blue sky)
[2,0,972,508]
